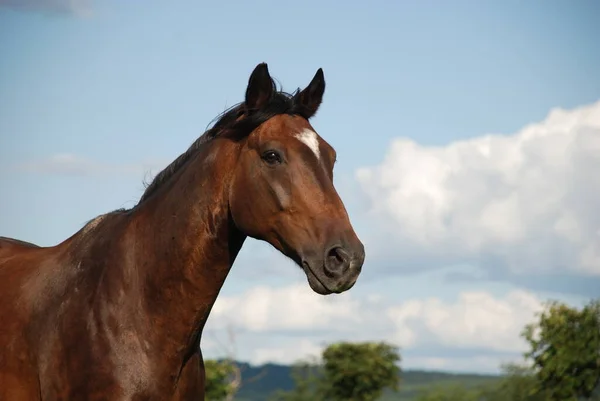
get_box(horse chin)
[301,262,336,295]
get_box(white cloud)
[209,283,362,332]
[252,339,323,365]
[356,100,600,276]
[204,282,547,372]
[16,153,167,178]
[386,290,543,352]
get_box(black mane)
[137,84,312,204]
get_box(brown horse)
[0,63,365,400]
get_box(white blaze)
[295,129,320,160]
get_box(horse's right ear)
[245,63,274,111]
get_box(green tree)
[522,299,600,400]
[320,341,401,401]
[204,359,237,401]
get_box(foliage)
[205,359,237,401]
[522,299,600,400]
[269,341,400,401]
[320,341,401,401]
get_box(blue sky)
[1,0,599,373]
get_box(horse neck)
[126,138,246,363]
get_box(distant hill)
[228,361,501,400]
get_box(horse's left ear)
[295,68,325,119]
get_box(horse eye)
[262,150,282,165]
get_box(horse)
[0,62,365,400]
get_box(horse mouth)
[301,261,339,295]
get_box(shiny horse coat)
[0,63,365,400]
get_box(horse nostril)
[324,246,350,277]
[329,248,344,264]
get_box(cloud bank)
[386,289,542,353]
[356,100,600,277]
[205,283,544,372]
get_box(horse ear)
[245,63,274,111]
[295,68,325,119]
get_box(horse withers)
[0,63,365,400]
